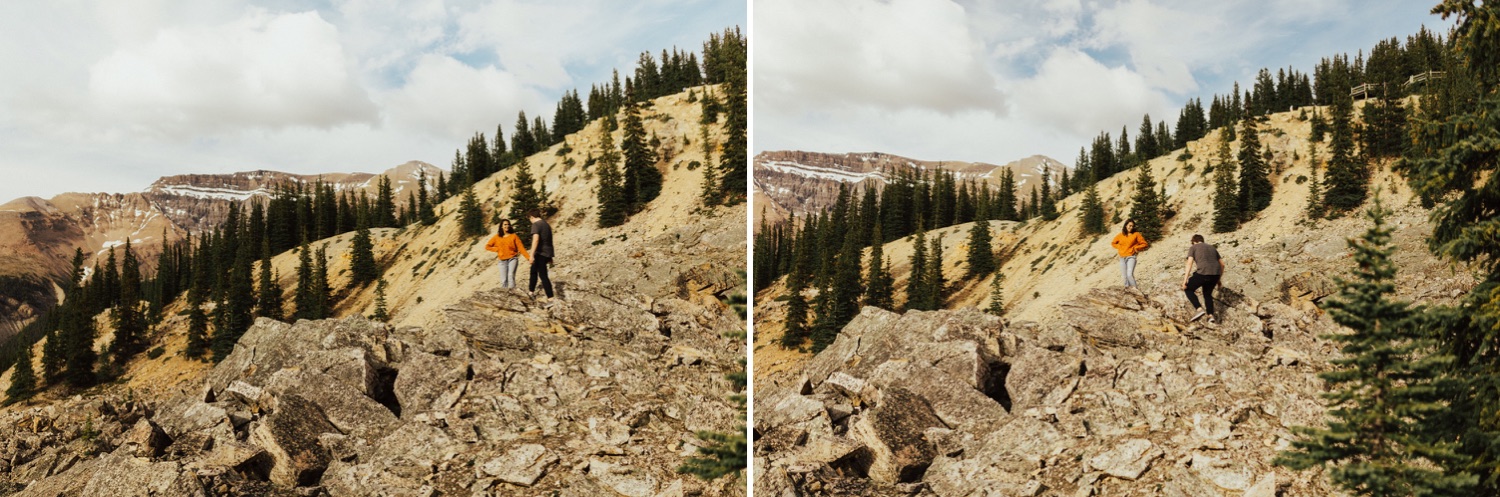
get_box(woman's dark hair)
[499,219,513,235]
[1121,219,1136,234]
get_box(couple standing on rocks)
[1111,219,1225,324]
[482,208,557,300]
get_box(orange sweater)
[1111,231,1148,257]
[484,233,531,260]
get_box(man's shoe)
[1207,315,1217,324]
[1190,310,1207,322]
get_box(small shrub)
[147,347,165,359]
[1177,151,1194,161]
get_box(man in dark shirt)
[528,209,555,299]
[1182,234,1225,323]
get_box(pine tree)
[1081,178,1107,236]
[863,234,896,312]
[905,229,928,311]
[371,279,389,322]
[1323,83,1364,213]
[507,158,543,237]
[1276,198,1474,495]
[923,235,947,310]
[780,280,809,349]
[418,167,436,225]
[1237,112,1273,219]
[998,168,1018,221]
[985,270,1005,317]
[595,126,628,228]
[62,298,96,387]
[621,101,661,209]
[311,245,331,319]
[350,225,379,285]
[1129,165,1165,242]
[184,285,209,359]
[375,175,397,228]
[966,211,995,279]
[459,186,486,237]
[111,240,145,363]
[5,347,35,404]
[811,231,862,353]
[1306,137,1323,222]
[1213,129,1242,233]
[294,240,316,320]
[1040,162,1059,220]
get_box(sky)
[0,0,745,203]
[753,0,1454,167]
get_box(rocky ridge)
[755,284,1350,496]
[1,279,743,496]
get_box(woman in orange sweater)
[1110,219,1149,289]
[483,219,531,289]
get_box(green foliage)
[1275,198,1475,495]
[5,346,36,405]
[779,282,809,349]
[1306,138,1324,222]
[966,212,996,279]
[507,158,545,238]
[350,226,379,285]
[985,271,1005,317]
[1212,129,1242,233]
[459,186,486,237]
[1323,74,1365,213]
[184,288,209,360]
[595,127,628,228]
[371,279,389,323]
[256,242,284,321]
[905,229,929,311]
[1236,114,1273,220]
[863,225,895,310]
[110,240,146,364]
[1128,165,1165,242]
[1080,179,1106,236]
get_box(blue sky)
[0,0,744,203]
[753,0,1453,166]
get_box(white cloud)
[755,0,1004,115]
[380,53,547,139]
[1011,48,1173,137]
[87,9,378,137]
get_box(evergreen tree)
[350,225,379,285]
[311,245,331,319]
[1040,162,1058,220]
[111,240,145,363]
[985,270,1005,317]
[780,280,810,349]
[922,235,947,310]
[596,126,628,228]
[184,284,209,359]
[905,228,929,311]
[61,298,96,387]
[294,240,317,320]
[1237,112,1273,219]
[212,229,257,362]
[418,167,436,225]
[371,279,389,323]
[998,168,1018,221]
[507,158,544,237]
[459,186,486,237]
[1323,82,1364,213]
[621,101,661,209]
[966,211,996,279]
[6,347,35,404]
[811,231,862,352]
[863,225,895,311]
[1081,179,1107,236]
[1276,199,1474,495]
[1395,4,1500,486]
[256,241,283,321]
[1128,165,1165,242]
[1306,137,1324,222]
[375,175,397,228]
[1213,129,1242,233]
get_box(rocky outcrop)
[755,285,1341,496]
[0,284,745,496]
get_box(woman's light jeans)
[499,257,520,288]
[1120,255,1137,288]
